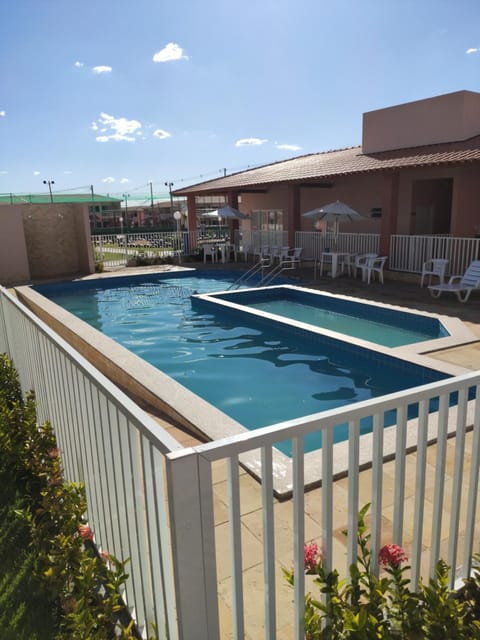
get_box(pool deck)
[31,262,480,639]
[122,262,480,639]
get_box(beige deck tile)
[240,498,322,562]
[213,470,265,516]
[214,520,264,582]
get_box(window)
[251,209,283,231]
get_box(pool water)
[209,286,448,347]
[35,272,449,455]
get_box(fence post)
[166,450,219,640]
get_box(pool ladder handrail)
[228,257,272,289]
[258,258,297,286]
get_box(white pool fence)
[1,286,480,639]
[92,230,480,277]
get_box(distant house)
[174,90,480,254]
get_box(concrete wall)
[0,206,31,284]
[362,90,480,153]
[0,203,94,284]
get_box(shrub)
[0,353,156,639]
[283,503,480,639]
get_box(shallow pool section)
[34,272,452,456]
[207,285,449,347]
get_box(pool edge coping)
[14,277,477,498]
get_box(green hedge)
[0,354,156,639]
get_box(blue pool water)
[209,286,448,347]
[35,271,449,455]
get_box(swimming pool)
[205,285,448,347]
[34,270,451,455]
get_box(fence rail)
[390,235,480,275]
[0,287,180,640]
[92,230,480,277]
[1,285,480,639]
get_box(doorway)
[411,178,452,234]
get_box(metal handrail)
[228,257,271,289]
[258,259,296,285]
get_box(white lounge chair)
[420,258,448,287]
[428,260,480,302]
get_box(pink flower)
[47,447,60,458]
[78,525,94,542]
[379,544,408,568]
[304,542,321,572]
[100,551,111,563]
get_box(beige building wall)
[0,203,94,284]
[0,206,31,284]
[362,90,480,153]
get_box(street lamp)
[173,210,181,232]
[43,179,55,203]
[122,193,130,229]
[165,181,174,214]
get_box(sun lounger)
[428,260,480,302]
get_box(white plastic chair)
[282,247,303,267]
[360,255,388,284]
[203,245,217,264]
[267,246,280,263]
[352,253,378,278]
[420,258,448,287]
[253,246,268,262]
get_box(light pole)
[122,193,130,230]
[165,181,174,215]
[43,179,55,203]
[148,181,154,208]
[173,210,181,232]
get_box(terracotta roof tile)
[174,135,480,195]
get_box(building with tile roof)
[174,90,480,253]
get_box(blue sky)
[1,0,480,204]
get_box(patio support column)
[226,190,240,244]
[380,171,400,257]
[186,194,197,232]
[286,183,300,248]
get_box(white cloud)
[33,170,40,175]
[93,112,142,142]
[153,43,188,62]
[466,48,479,54]
[0,170,8,174]
[153,128,171,139]
[276,143,301,151]
[235,137,268,147]
[0,110,5,117]
[74,61,84,67]
[63,170,73,174]
[92,65,112,74]
[120,178,130,184]
[102,177,116,183]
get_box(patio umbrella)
[302,200,365,235]
[203,206,248,220]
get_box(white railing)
[390,235,480,275]
[167,375,480,639]
[93,230,480,277]
[295,231,380,260]
[2,285,480,640]
[0,287,181,640]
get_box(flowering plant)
[283,504,480,639]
